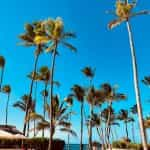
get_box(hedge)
[0,138,65,150]
[112,140,150,150]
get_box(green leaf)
[61,41,77,52]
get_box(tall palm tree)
[27,71,40,136]
[65,95,74,150]
[37,66,50,137]
[107,1,150,149]
[72,84,85,150]
[40,17,76,150]
[19,22,46,135]
[82,66,95,150]
[2,85,11,125]
[0,56,5,91]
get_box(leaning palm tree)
[82,66,95,150]
[71,84,85,150]
[107,1,150,149]
[0,56,5,91]
[39,17,76,150]
[19,22,47,135]
[2,85,11,125]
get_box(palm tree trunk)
[125,122,129,139]
[126,20,147,150]
[33,81,37,137]
[42,83,48,137]
[0,67,4,91]
[80,102,84,150]
[27,120,30,137]
[89,104,93,150]
[105,101,112,148]
[110,127,114,142]
[48,42,58,150]
[5,94,10,125]
[132,121,135,143]
[23,50,40,136]
[97,127,105,150]
[67,107,72,150]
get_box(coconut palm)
[65,95,74,150]
[13,94,35,136]
[27,71,40,136]
[0,56,5,91]
[37,66,50,137]
[101,106,116,148]
[118,109,133,140]
[19,22,47,135]
[39,17,76,150]
[107,1,150,149]
[71,84,85,150]
[100,83,126,148]
[27,95,77,139]
[2,85,11,125]
[82,66,95,150]
[130,104,137,142]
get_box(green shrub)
[0,138,65,150]
[112,141,150,150]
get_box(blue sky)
[0,0,150,144]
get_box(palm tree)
[101,83,126,146]
[27,71,40,136]
[38,66,50,137]
[72,84,85,150]
[19,22,46,136]
[107,1,150,149]
[2,85,11,125]
[65,95,74,150]
[13,94,35,136]
[118,109,133,140]
[130,104,137,142]
[27,95,77,139]
[39,17,76,150]
[82,66,95,150]
[0,56,5,91]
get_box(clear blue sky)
[0,0,150,144]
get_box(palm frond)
[62,32,76,39]
[58,121,71,128]
[59,128,77,137]
[108,18,125,29]
[36,120,49,131]
[130,10,150,18]
[53,81,61,87]
[61,41,77,52]
[13,101,26,111]
[26,112,44,123]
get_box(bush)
[0,138,65,150]
[112,141,150,150]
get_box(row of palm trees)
[0,0,150,150]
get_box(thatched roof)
[0,125,23,135]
